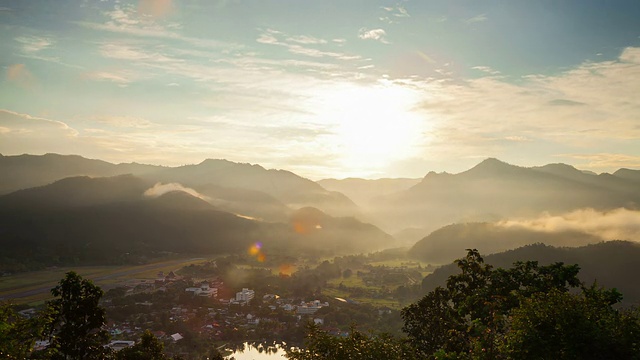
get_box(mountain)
[146,159,358,216]
[317,177,420,206]
[0,176,391,271]
[614,168,640,182]
[288,207,395,254]
[371,158,640,233]
[421,241,640,306]
[0,153,358,218]
[0,174,151,209]
[410,222,602,264]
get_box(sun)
[312,80,427,176]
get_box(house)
[235,288,255,303]
[171,333,184,342]
[185,282,217,297]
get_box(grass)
[0,258,210,305]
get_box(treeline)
[287,250,640,360]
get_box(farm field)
[0,258,209,305]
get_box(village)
[96,264,391,357]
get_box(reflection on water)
[225,342,288,359]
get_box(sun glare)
[312,80,427,176]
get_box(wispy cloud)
[558,153,640,170]
[257,29,360,60]
[77,4,237,50]
[465,13,488,24]
[471,65,501,75]
[380,4,410,23]
[358,28,389,44]
[83,70,136,86]
[15,36,54,53]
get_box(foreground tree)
[401,249,640,359]
[116,330,166,360]
[0,303,46,358]
[42,271,110,359]
[290,249,640,360]
[287,323,417,360]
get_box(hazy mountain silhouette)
[0,174,151,209]
[372,158,640,233]
[421,241,640,306]
[145,159,358,216]
[614,168,640,182]
[288,207,395,254]
[410,222,602,264]
[317,177,420,206]
[0,153,156,195]
[0,175,391,271]
[0,153,358,218]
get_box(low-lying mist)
[497,207,640,242]
[144,182,211,202]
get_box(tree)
[286,323,417,360]
[288,249,640,359]
[43,271,110,359]
[402,249,639,359]
[501,286,640,360]
[0,303,46,358]
[116,330,166,360]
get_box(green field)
[0,258,210,305]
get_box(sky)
[0,0,639,179]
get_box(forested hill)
[421,241,640,306]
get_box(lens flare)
[248,242,266,262]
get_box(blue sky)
[1,0,639,179]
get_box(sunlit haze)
[1,0,639,179]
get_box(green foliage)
[43,271,111,359]
[0,303,45,358]
[501,286,640,360]
[402,249,640,359]
[286,324,417,360]
[291,249,640,360]
[116,330,166,360]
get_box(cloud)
[558,153,640,170]
[77,4,237,50]
[15,36,54,53]
[411,46,640,173]
[144,182,210,201]
[465,13,488,24]
[6,64,35,88]
[94,116,155,128]
[471,65,500,75]
[504,136,531,142]
[83,70,136,85]
[498,208,640,242]
[358,28,389,43]
[0,109,79,155]
[286,35,328,45]
[257,29,360,60]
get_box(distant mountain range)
[420,241,640,306]
[367,158,640,233]
[0,170,392,271]
[0,153,358,222]
[1,153,638,271]
[409,222,603,264]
